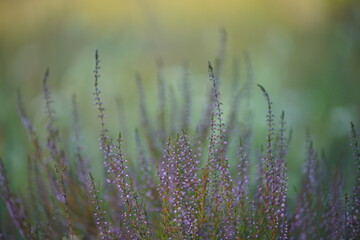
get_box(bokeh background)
[0,0,359,199]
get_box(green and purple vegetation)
[0,50,359,239]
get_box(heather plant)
[0,49,359,240]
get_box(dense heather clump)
[0,49,359,240]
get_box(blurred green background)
[0,0,359,198]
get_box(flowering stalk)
[346,122,360,238]
[93,51,151,239]
[0,158,35,239]
[89,172,113,240]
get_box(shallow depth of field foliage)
[1,0,360,239]
[0,49,359,239]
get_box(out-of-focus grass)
[0,0,359,195]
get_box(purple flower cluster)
[0,50,359,240]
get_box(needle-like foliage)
[0,50,358,240]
